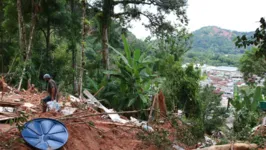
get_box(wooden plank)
[148,95,157,123]
[0,101,23,107]
[0,114,17,121]
[83,89,129,124]
[0,112,17,117]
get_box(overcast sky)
[128,0,266,39]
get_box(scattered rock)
[197,143,258,150]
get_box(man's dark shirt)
[48,79,57,98]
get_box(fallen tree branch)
[94,86,104,96]
[70,120,139,128]
[58,109,150,120]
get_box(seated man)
[42,74,57,112]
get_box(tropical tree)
[103,35,159,113]
[199,85,228,134]
[229,86,264,139]
[89,0,188,70]
[17,0,40,90]
[238,47,266,81]
[235,17,266,57]
[160,55,201,118]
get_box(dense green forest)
[184,26,254,66]
[1,0,266,148]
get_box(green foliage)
[160,55,201,118]
[251,134,266,148]
[183,26,254,66]
[230,86,263,112]
[137,129,172,149]
[230,86,263,140]
[184,52,241,66]
[173,118,204,146]
[153,28,192,61]
[199,85,228,134]
[8,111,29,131]
[216,138,229,145]
[238,47,266,81]
[235,17,266,57]
[103,35,158,113]
[193,26,252,55]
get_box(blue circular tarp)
[21,118,69,150]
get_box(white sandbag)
[47,100,60,112]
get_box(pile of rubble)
[0,82,192,150]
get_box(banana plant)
[230,86,264,133]
[230,85,263,112]
[105,35,159,112]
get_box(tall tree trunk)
[17,0,27,60]
[46,12,50,62]
[101,0,112,71]
[17,0,39,91]
[78,0,86,97]
[102,24,109,70]
[72,42,78,94]
[71,0,78,94]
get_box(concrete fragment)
[69,95,81,102]
[61,107,77,116]
[141,124,154,132]
[0,106,14,112]
[23,102,35,108]
[196,143,258,150]
[173,144,185,150]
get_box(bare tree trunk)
[17,0,27,59]
[78,0,86,98]
[46,15,50,60]
[101,0,112,71]
[102,25,109,71]
[72,42,78,94]
[17,0,39,91]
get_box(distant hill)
[191,26,254,54]
[183,26,254,66]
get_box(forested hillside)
[184,26,254,66]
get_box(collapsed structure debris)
[0,83,191,150]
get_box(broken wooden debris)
[0,112,17,117]
[0,112,18,121]
[148,95,157,123]
[83,89,128,124]
[59,109,150,120]
[68,95,81,103]
[0,101,23,107]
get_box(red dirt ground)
[0,89,195,150]
[0,91,161,150]
[0,112,159,150]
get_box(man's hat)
[43,74,51,79]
